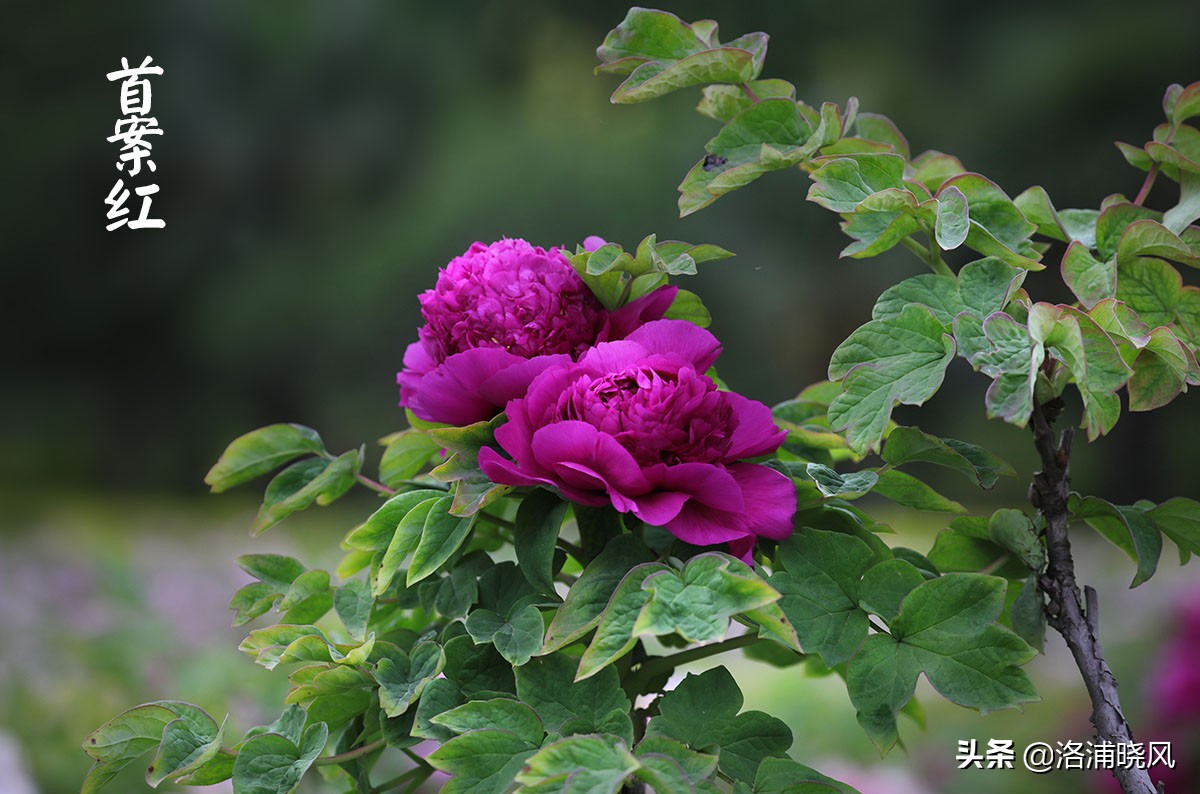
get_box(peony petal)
[727,534,759,563]
[628,489,690,526]
[583,235,607,252]
[665,500,749,546]
[655,462,744,514]
[604,285,678,340]
[478,447,557,489]
[530,421,650,496]
[577,339,654,375]
[728,462,796,541]
[723,392,788,461]
[625,319,722,372]
[477,353,572,411]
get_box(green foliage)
[83,11,1200,794]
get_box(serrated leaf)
[972,312,1042,425]
[465,604,544,667]
[515,735,642,793]
[634,553,781,643]
[516,653,632,742]
[848,575,1036,754]
[205,424,325,493]
[427,730,537,794]
[987,509,1044,571]
[646,666,791,781]
[376,641,445,717]
[543,535,654,653]
[858,560,925,623]
[578,563,671,680]
[432,698,544,746]
[231,722,328,794]
[827,305,956,454]
[768,529,874,666]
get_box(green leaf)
[882,427,1013,488]
[413,678,464,742]
[871,469,966,513]
[827,305,956,454]
[858,560,925,623]
[753,758,861,794]
[1010,576,1046,654]
[802,463,878,499]
[935,185,970,250]
[465,604,545,667]
[808,154,907,214]
[238,554,306,590]
[515,489,569,595]
[647,666,791,781]
[515,735,642,793]
[972,312,1043,425]
[848,575,1037,754]
[515,653,632,742]
[1164,170,1200,234]
[334,579,372,642]
[1116,219,1200,268]
[278,569,333,624]
[768,530,875,666]
[432,698,544,746]
[426,729,537,794]
[597,9,766,103]
[941,174,1042,270]
[232,722,328,794]
[578,563,671,680]
[408,496,476,585]
[377,641,446,717]
[697,79,796,123]
[443,635,516,699]
[205,424,325,493]
[374,495,441,596]
[1061,242,1116,309]
[987,509,1045,571]
[663,288,713,328]
[635,736,718,788]
[345,489,447,552]
[1117,255,1183,328]
[1150,497,1200,557]
[145,713,224,786]
[1070,495,1162,587]
[1128,326,1192,411]
[378,430,441,488]
[543,535,654,653]
[909,150,966,192]
[252,450,361,535]
[83,703,178,766]
[1096,202,1160,261]
[634,553,782,643]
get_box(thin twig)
[313,737,386,766]
[1029,397,1155,794]
[356,473,397,496]
[624,633,766,696]
[739,82,760,103]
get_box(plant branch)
[625,633,766,696]
[900,234,954,277]
[1133,165,1159,206]
[739,82,760,103]
[1029,398,1156,794]
[314,737,386,766]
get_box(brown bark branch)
[1029,398,1158,794]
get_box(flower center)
[556,364,735,467]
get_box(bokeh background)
[5,1,1200,792]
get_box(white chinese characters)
[105,56,164,230]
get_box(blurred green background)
[4,1,1199,792]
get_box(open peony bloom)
[478,319,796,555]
[399,238,675,426]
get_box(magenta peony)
[399,238,675,426]
[478,319,796,555]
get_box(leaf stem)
[1133,165,1159,206]
[900,235,954,277]
[356,473,397,496]
[625,633,765,696]
[1029,398,1155,794]
[313,737,386,766]
[739,82,760,103]
[556,537,586,561]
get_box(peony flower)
[478,319,796,555]
[399,238,675,426]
